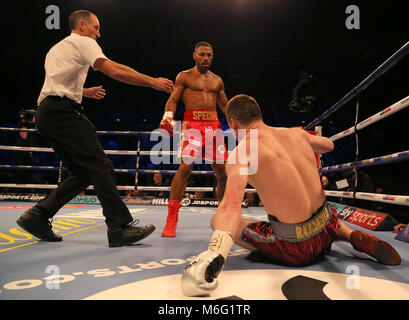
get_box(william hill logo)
[152,198,169,205]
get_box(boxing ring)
[0,42,409,301]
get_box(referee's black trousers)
[34,96,133,228]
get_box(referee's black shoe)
[108,219,155,247]
[16,207,62,242]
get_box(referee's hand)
[152,78,174,94]
[84,85,106,100]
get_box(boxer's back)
[247,127,325,224]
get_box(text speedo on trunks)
[179,110,228,163]
[241,202,339,266]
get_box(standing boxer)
[159,42,229,238]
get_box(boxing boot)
[161,200,181,238]
[350,230,401,265]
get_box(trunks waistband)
[268,201,332,243]
[184,110,219,122]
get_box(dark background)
[1,0,408,220]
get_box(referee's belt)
[268,202,332,242]
[44,95,84,113]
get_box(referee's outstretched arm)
[94,58,174,94]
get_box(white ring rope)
[0,145,177,156]
[321,150,409,173]
[0,127,234,136]
[2,182,408,207]
[0,165,215,175]
[3,144,408,175]
[0,127,151,136]
[0,145,235,157]
[324,190,409,207]
[330,95,409,142]
[0,183,222,193]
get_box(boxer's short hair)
[68,10,93,30]
[195,41,213,51]
[226,94,262,125]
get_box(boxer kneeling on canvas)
[181,94,401,297]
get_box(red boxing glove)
[159,111,176,137]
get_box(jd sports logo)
[180,198,191,206]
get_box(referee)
[16,10,174,247]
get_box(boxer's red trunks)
[179,110,227,163]
[241,202,339,266]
